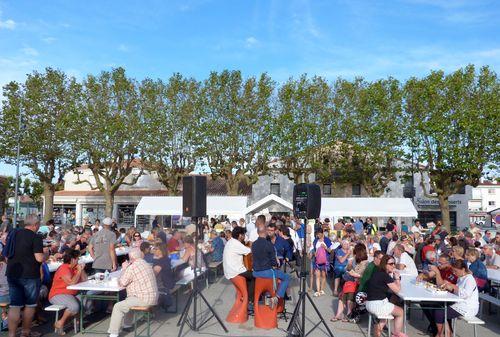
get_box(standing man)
[88,217,117,272]
[6,214,44,337]
[268,223,292,266]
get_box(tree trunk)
[438,194,451,232]
[226,177,239,196]
[104,191,115,218]
[43,182,55,224]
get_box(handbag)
[474,276,487,289]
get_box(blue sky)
[0,0,499,176]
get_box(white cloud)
[42,37,57,44]
[118,44,129,52]
[21,47,39,57]
[245,36,259,49]
[0,18,16,30]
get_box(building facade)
[48,163,472,230]
[468,180,500,225]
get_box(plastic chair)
[254,278,278,329]
[226,275,249,323]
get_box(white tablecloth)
[47,247,130,272]
[67,270,123,292]
[398,275,464,303]
[487,268,500,283]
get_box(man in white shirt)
[394,244,418,276]
[411,219,423,234]
[483,244,500,269]
[223,226,254,300]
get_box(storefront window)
[82,205,106,224]
[53,205,76,226]
[118,204,137,228]
[418,211,457,231]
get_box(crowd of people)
[0,212,499,337]
[221,215,500,337]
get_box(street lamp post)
[12,107,22,228]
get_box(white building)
[48,162,472,230]
[469,180,500,225]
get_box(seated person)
[433,260,479,337]
[167,230,182,253]
[483,244,500,269]
[75,233,89,254]
[48,249,87,335]
[151,227,167,244]
[108,249,158,337]
[393,244,418,277]
[465,248,488,291]
[140,241,154,264]
[223,226,254,302]
[152,243,175,310]
[60,235,77,254]
[208,230,224,263]
[365,255,405,337]
[251,218,290,309]
[417,254,458,335]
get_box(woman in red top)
[49,249,87,335]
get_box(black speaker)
[182,176,207,217]
[293,183,321,219]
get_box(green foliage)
[323,77,404,196]
[0,68,81,221]
[404,65,500,229]
[71,67,145,216]
[198,70,276,194]
[140,74,202,195]
[274,75,336,183]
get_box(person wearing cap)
[88,217,117,272]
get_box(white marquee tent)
[134,196,248,226]
[320,198,418,218]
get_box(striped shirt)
[119,258,158,305]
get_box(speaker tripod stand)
[177,217,228,337]
[286,217,335,337]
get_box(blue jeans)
[253,269,290,298]
[7,277,40,307]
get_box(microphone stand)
[177,216,228,337]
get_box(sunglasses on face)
[387,262,395,265]
[134,235,141,238]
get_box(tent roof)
[244,194,293,214]
[134,196,248,217]
[320,198,418,218]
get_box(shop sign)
[415,197,462,210]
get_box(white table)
[47,247,130,272]
[487,268,500,283]
[398,276,463,335]
[68,270,124,334]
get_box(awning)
[244,194,293,215]
[134,196,248,217]
[320,198,418,218]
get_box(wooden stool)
[130,306,153,337]
[226,275,248,323]
[254,278,278,329]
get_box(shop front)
[414,196,468,230]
